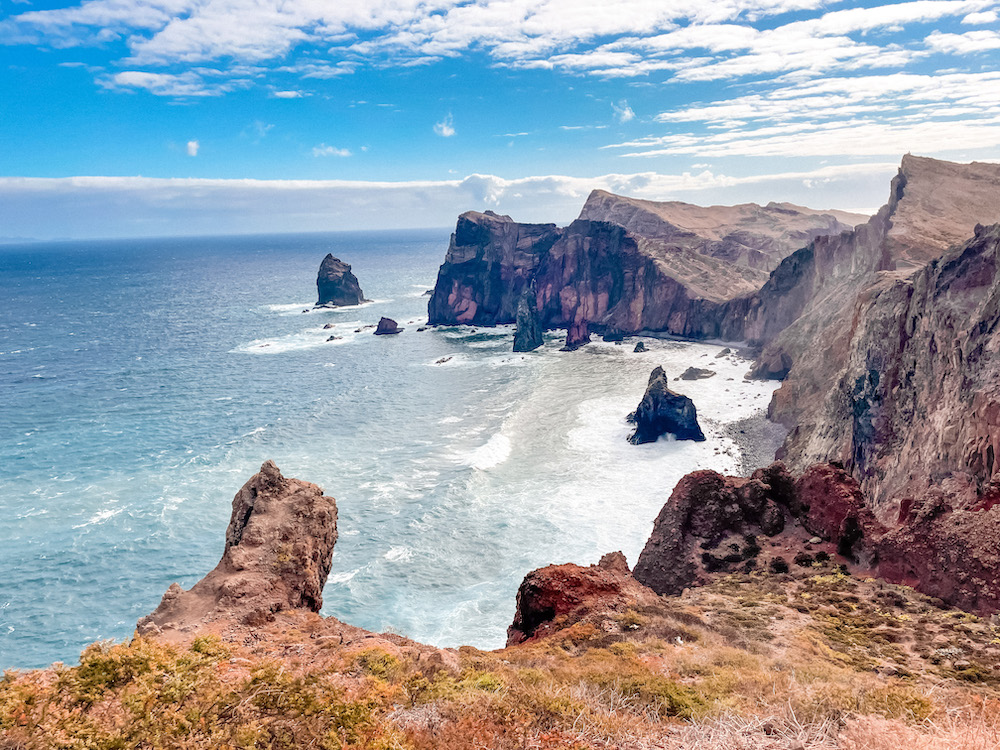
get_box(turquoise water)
[1,230,778,669]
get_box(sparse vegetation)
[3,566,1000,749]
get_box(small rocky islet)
[7,154,1000,748]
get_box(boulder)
[512,283,544,352]
[633,341,647,353]
[374,317,403,335]
[316,254,368,307]
[679,366,716,380]
[627,366,705,444]
[507,552,659,646]
[137,461,338,641]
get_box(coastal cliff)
[426,198,861,338]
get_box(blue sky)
[1,0,999,238]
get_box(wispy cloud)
[312,144,351,157]
[613,100,635,123]
[186,140,199,156]
[434,113,455,137]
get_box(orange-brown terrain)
[5,155,1000,749]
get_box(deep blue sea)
[1,230,779,669]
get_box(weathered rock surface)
[679,366,715,380]
[512,282,544,352]
[627,366,705,444]
[316,254,368,307]
[562,319,590,351]
[426,197,862,339]
[374,316,403,335]
[138,461,338,641]
[634,461,1000,615]
[579,190,862,271]
[507,551,659,646]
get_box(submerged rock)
[512,283,543,353]
[316,254,368,307]
[627,366,705,444]
[138,461,338,640]
[374,317,403,335]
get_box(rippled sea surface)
[0,230,779,669]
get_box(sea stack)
[627,366,705,444]
[316,254,368,307]
[561,320,591,351]
[512,284,543,352]
[374,316,403,335]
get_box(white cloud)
[312,144,352,157]
[103,69,246,96]
[926,29,1000,53]
[0,162,901,240]
[962,10,999,23]
[613,100,636,123]
[271,89,304,98]
[186,140,199,156]
[434,113,456,137]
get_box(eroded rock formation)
[426,198,861,339]
[138,461,338,641]
[513,282,543,352]
[507,551,659,646]
[627,366,705,444]
[633,461,1000,615]
[374,317,403,335]
[316,254,368,307]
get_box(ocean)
[0,230,780,669]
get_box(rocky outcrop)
[627,366,705,444]
[513,283,543,352]
[374,317,403,335]
[507,551,660,646]
[679,367,715,380]
[634,461,1000,615]
[138,461,338,640]
[427,199,862,339]
[316,254,368,307]
[562,320,590,351]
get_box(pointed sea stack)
[627,366,705,444]
[316,254,368,307]
[513,284,543,352]
[561,320,590,351]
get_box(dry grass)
[2,568,999,749]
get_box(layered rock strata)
[426,200,861,338]
[138,461,338,641]
[316,254,368,307]
[627,366,705,444]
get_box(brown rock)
[373,317,403,335]
[138,461,338,641]
[316,254,368,307]
[507,551,659,645]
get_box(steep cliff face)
[579,190,860,271]
[427,198,861,337]
[740,158,1000,518]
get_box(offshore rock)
[138,461,338,641]
[316,254,368,307]
[512,283,543,352]
[562,320,590,351]
[507,551,659,646]
[627,366,705,444]
[633,341,647,353]
[679,366,716,380]
[374,317,403,335]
